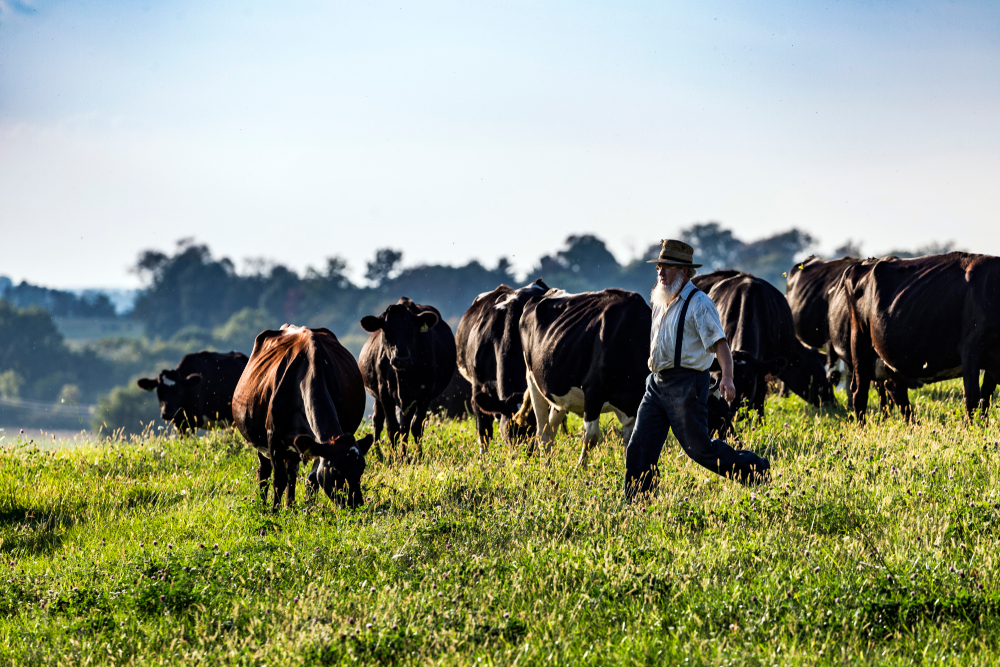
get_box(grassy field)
[1,380,999,665]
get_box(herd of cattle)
[136,251,1000,509]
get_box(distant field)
[1,380,998,665]
[53,317,145,344]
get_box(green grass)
[1,380,999,665]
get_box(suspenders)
[672,287,699,370]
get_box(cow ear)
[356,434,374,457]
[137,378,158,391]
[360,316,383,333]
[182,373,202,387]
[416,312,439,333]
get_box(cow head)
[136,370,203,431]
[490,279,550,413]
[726,351,787,414]
[294,433,375,508]
[361,300,439,371]
[779,346,837,407]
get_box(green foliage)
[0,370,23,399]
[213,308,273,353]
[1,381,1000,664]
[91,385,161,436]
[0,300,112,402]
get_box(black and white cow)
[137,351,249,432]
[359,297,456,458]
[519,288,651,466]
[455,279,551,451]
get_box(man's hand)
[719,376,736,402]
[712,338,737,403]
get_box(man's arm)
[711,338,736,402]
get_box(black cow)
[137,351,249,432]
[359,297,456,458]
[455,279,551,451]
[842,252,1000,422]
[232,325,371,509]
[694,271,835,418]
[519,288,651,466]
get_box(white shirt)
[649,280,727,372]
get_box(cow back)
[520,289,651,411]
[233,326,365,452]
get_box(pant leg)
[663,369,770,484]
[623,374,673,501]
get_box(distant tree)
[214,308,274,353]
[365,249,404,287]
[529,235,622,292]
[833,239,863,258]
[680,222,744,271]
[91,385,160,437]
[883,241,958,259]
[0,278,117,318]
[0,300,111,401]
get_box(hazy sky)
[1,0,998,288]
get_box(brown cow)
[232,325,372,509]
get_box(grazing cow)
[428,369,473,419]
[359,297,456,457]
[137,351,249,432]
[232,325,372,509]
[519,288,651,466]
[841,252,1000,422]
[693,271,835,418]
[455,279,551,451]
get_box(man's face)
[657,264,686,287]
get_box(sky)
[1,0,998,289]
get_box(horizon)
[2,0,998,289]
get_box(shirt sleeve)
[694,294,727,351]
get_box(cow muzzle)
[389,354,411,371]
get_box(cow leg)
[961,348,983,421]
[579,393,609,468]
[284,453,300,508]
[382,399,405,459]
[409,403,430,459]
[981,371,998,417]
[612,407,636,448]
[875,380,892,418]
[526,371,557,456]
[373,400,386,442]
[256,451,273,507]
[849,337,876,424]
[474,407,494,454]
[271,456,288,512]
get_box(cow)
[358,297,456,458]
[232,325,372,509]
[455,279,551,452]
[519,288,651,466]
[841,252,1000,423]
[137,351,249,432]
[693,271,835,419]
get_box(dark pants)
[624,369,769,500]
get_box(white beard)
[651,274,686,311]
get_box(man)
[624,240,770,501]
